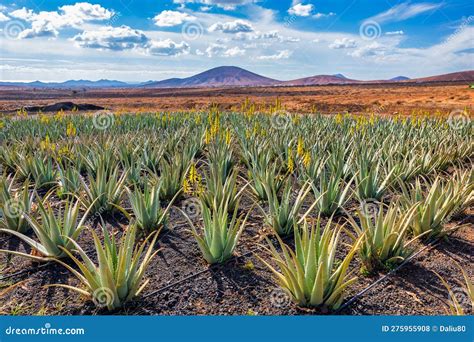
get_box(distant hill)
[406,70,474,83]
[143,66,280,88]
[0,79,130,88]
[390,76,410,81]
[283,74,360,86]
[1,68,473,89]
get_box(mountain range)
[1,67,473,89]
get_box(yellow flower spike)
[189,163,199,183]
[245,128,251,140]
[195,114,201,125]
[288,155,295,173]
[303,151,311,169]
[183,179,192,195]
[297,137,304,158]
[204,128,211,145]
[335,113,343,125]
[225,129,231,145]
[40,113,50,124]
[66,122,76,137]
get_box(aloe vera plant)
[158,154,190,201]
[399,175,471,239]
[182,196,249,264]
[354,153,395,201]
[54,224,159,310]
[308,166,353,216]
[0,178,34,233]
[56,164,81,199]
[259,218,361,309]
[201,168,247,214]
[262,180,318,236]
[126,182,176,234]
[345,203,420,274]
[30,155,57,190]
[0,198,89,260]
[81,163,127,215]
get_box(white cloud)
[223,46,246,57]
[205,43,227,57]
[367,2,441,24]
[288,3,314,17]
[72,25,148,51]
[8,3,114,39]
[234,30,280,41]
[60,3,114,21]
[0,12,9,22]
[173,0,257,10]
[9,8,35,20]
[282,36,300,43]
[313,12,336,19]
[385,30,404,35]
[348,42,387,58]
[147,39,190,56]
[258,50,292,60]
[153,10,196,27]
[329,37,357,49]
[208,19,254,33]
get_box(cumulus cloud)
[205,43,227,57]
[329,37,357,49]
[72,25,148,51]
[8,3,114,39]
[223,46,246,57]
[288,3,314,17]
[203,43,245,57]
[0,12,9,22]
[60,3,114,21]
[208,20,254,33]
[258,50,293,60]
[147,39,190,56]
[9,8,37,21]
[348,42,387,58]
[153,10,196,27]
[367,2,441,24]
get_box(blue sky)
[0,0,473,82]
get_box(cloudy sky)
[0,0,473,82]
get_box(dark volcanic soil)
[0,192,472,316]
